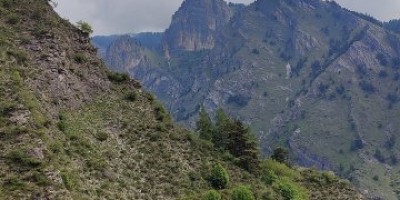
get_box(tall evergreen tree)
[213,108,230,149]
[271,147,289,165]
[226,120,260,172]
[196,107,213,141]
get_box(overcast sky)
[54,0,400,36]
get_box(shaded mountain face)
[94,0,400,199]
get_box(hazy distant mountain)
[93,0,400,199]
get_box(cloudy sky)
[54,0,400,36]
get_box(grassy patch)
[107,71,130,83]
[73,53,88,63]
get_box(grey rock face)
[163,0,234,52]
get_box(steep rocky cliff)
[92,0,400,199]
[163,0,236,52]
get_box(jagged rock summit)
[163,0,234,53]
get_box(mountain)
[0,0,363,199]
[93,0,400,199]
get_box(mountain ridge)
[93,0,400,199]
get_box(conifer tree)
[226,120,260,172]
[213,108,230,149]
[196,107,213,141]
[271,147,289,165]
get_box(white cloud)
[334,0,400,21]
[54,0,400,36]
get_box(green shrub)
[1,0,14,8]
[57,120,67,132]
[49,141,63,153]
[271,147,289,164]
[76,20,93,35]
[125,91,137,102]
[107,71,130,83]
[31,171,50,186]
[8,150,42,168]
[6,14,20,25]
[33,23,48,38]
[231,185,255,200]
[203,190,221,200]
[277,178,309,200]
[61,172,77,190]
[95,131,108,142]
[73,53,88,63]
[262,159,300,180]
[261,169,278,185]
[2,175,26,191]
[154,101,169,122]
[209,163,229,189]
[144,92,155,102]
[6,49,28,64]
[321,171,337,183]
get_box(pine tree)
[226,120,260,172]
[213,108,230,149]
[271,147,289,165]
[196,107,213,141]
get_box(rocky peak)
[105,35,148,72]
[163,0,234,53]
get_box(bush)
[231,185,255,200]
[209,163,229,190]
[61,172,77,190]
[359,80,375,94]
[73,53,88,63]
[6,14,20,25]
[271,147,289,164]
[251,49,260,55]
[310,61,322,77]
[153,101,169,122]
[261,169,278,185]
[335,85,345,95]
[76,20,93,35]
[95,131,108,142]
[1,0,14,8]
[374,149,385,163]
[376,53,388,66]
[386,93,399,105]
[203,190,221,200]
[277,178,308,200]
[379,70,388,78]
[8,150,42,168]
[350,139,364,151]
[124,91,137,102]
[262,159,300,180]
[392,57,400,69]
[6,49,28,64]
[355,64,367,76]
[227,94,251,107]
[107,71,130,83]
